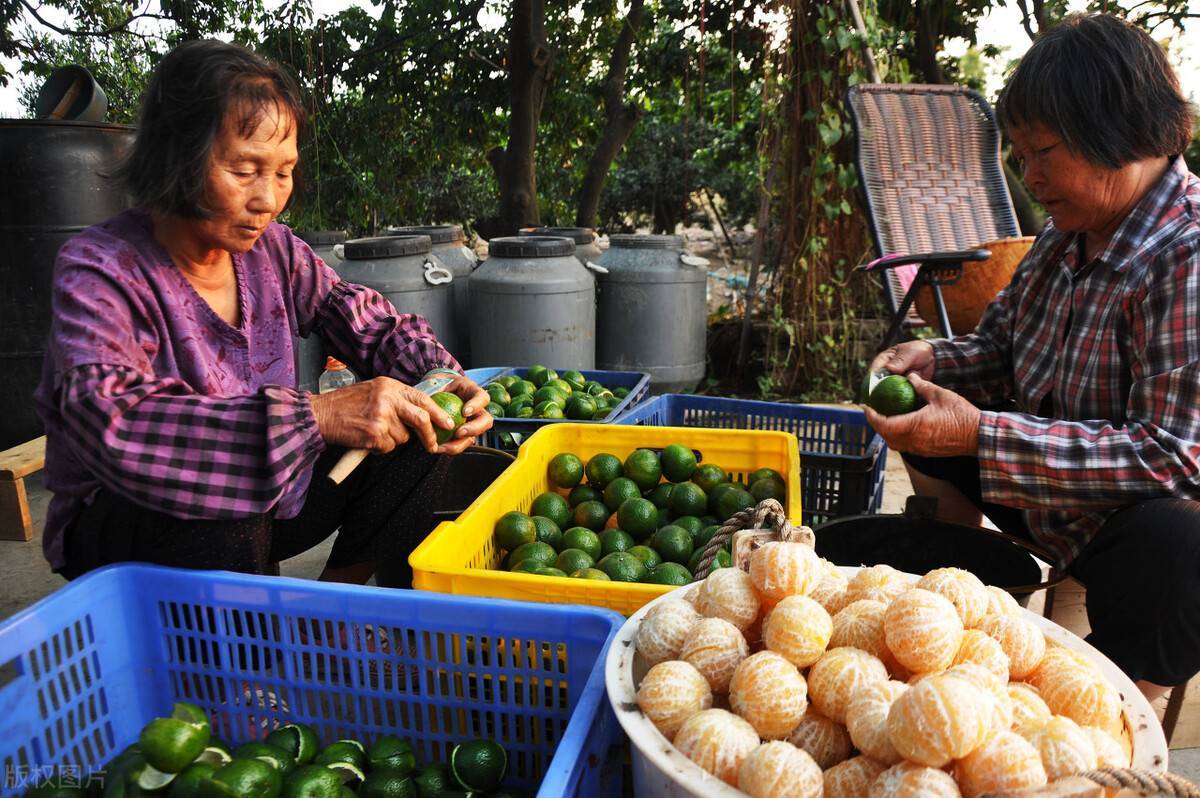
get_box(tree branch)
[1014,0,1037,41]
[19,0,167,37]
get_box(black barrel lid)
[385,224,463,244]
[608,234,684,250]
[520,226,595,246]
[343,234,432,259]
[488,236,575,258]
[295,230,347,247]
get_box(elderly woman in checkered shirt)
[866,14,1200,700]
[35,40,492,584]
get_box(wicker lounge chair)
[846,83,1022,349]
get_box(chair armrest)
[858,248,991,272]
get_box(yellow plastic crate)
[410,423,802,615]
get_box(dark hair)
[117,39,306,217]
[998,13,1194,169]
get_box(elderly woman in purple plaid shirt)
[866,14,1200,699]
[34,40,493,586]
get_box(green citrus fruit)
[566,485,603,507]
[449,740,507,793]
[570,567,610,580]
[546,378,573,396]
[529,491,571,529]
[167,762,216,798]
[531,516,563,549]
[749,477,786,503]
[691,463,728,495]
[564,394,597,420]
[623,449,663,491]
[596,552,649,583]
[613,387,630,399]
[560,527,602,561]
[265,724,319,766]
[750,468,785,486]
[367,737,415,778]
[584,453,623,488]
[526,365,552,387]
[430,392,466,445]
[644,562,693,586]
[355,774,414,798]
[508,379,535,398]
[312,741,365,770]
[715,487,756,522]
[628,545,663,570]
[493,512,537,551]
[532,401,564,419]
[670,515,704,541]
[694,524,722,551]
[484,384,511,407]
[233,743,295,775]
[868,374,919,416]
[281,766,342,798]
[669,482,708,518]
[507,541,557,569]
[602,477,641,512]
[688,545,732,575]
[532,566,567,578]
[140,717,210,774]
[531,387,567,408]
[644,483,674,510]
[660,444,698,483]
[506,395,533,414]
[599,528,635,556]
[547,453,584,489]
[651,525,695,565]
[510,559,545,574]
[616,497,659,538]
[561,370,587,391]
[572,500,610,531]
[484,402,505,418]
[554,548,595,574]
[410,765,450,798]
[496,375,519,390]
[206,759,282,798]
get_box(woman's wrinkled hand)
[862,373,981,457]
[438,373,494,456]
[308,376,454,454]
[870,340,936,380]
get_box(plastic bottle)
[318,356,357,393]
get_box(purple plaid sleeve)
[57,364,325,519]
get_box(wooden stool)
[0,436,46,541]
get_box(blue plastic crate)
[478,367,651,450]
[614,395,887,527]
[0,565,624,798]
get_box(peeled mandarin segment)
[939,663,1014,736]
[823,755,888,798]
[886,673,990,767]
[883,588,964,674]
[984,585,1022,617]
[869,761,962,798]
[845,679,908,765]
[917,567,990,628]
[737,741,823,798]
[697,568,761,632]
[1008,682,1052,735]
[1027,648,1121,730]
[953,729,1048,798]
[1084,725,1130,768]
[807,646,889,724]
[1028,715,1098,780]
[787,707,853,770]
[845,564,911,606]
[679,616,750,692]
[729,650,808,739]
[635,599,702,666]
[978,613,1046,680]
[748,541,821,603]
[635,660,713,740]
[672,708,761,786]
[809,560,851,615]
[952,629,1011,685]
[830,600,888,657]
[762,595,832,668]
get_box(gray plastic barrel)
[520,226,603,264]
[469,236,596,368]
[386,224,477,366]
[293,230,346,393]
[0,120,134,448]
[593,234,708,392]
[335,235,460,356]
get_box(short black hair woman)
[865,13,1200,699]
[35,39,492,583]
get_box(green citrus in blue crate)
[281,765,341,798]
[560,369,587,391]
[233,742,295,775]
[449,740,507,793]
[526,365,555,387]
[564,394,597,420]
[546,378,574,396]
[265,724,319,766]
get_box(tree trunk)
[491,0,550,234]
[914,1,945,84]
[575,0,645,228]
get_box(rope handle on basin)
[691,498,814,580]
